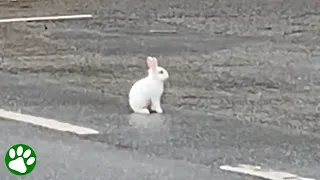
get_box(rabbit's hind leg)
[129,98,151,114]
[134,108,150,114]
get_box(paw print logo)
[5,144,37,176]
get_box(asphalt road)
[0,72,319,180]
[1,0,320,179]
[2,0,320,134]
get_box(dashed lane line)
[220,164,315,180]
[0,108,99,135]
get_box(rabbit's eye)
[159,70,164,74]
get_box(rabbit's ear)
[152,57,158,67]
[147,56,157,71]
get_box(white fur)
[129,57,169,114]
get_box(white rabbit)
[129,56,169,114]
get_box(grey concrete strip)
[0,120,241,180]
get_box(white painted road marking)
[0,14,93,23]
[0,109,99,135]
[220,164,315,180]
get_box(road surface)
[0,72,319,179]
[0,0,320,179]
